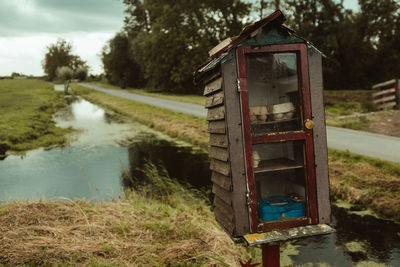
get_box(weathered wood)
[214,207,234,234]
[209,134,228,148]
[210,158,230,176]
[209,146,229,162]
[372,79,396,89]
[209,37,233,57]
[372,88,396,98]
[378,101,397,109]
[206,105,225,121]
[214,195,234,221]
[203,77,223,96]
[373,94,396,104]
[212,183,232,205]
[208,120,226,134]
[308,46,331,224]
[205,91,224,108]
[221,50,250,235]
[203,71,221,86]
[211,171,232,191]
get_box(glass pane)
[252,141,307,222]
[246,53,302,135]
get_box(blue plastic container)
[258,196,304,221]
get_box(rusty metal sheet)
[243,224,335,246]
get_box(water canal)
[0,91,399,266]
[0,94,210,202]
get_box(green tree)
[123,0,250,93]
[101,32,145,88]
[56,66,73,82]
[42,39,87,81]
[74,66,89,81]
[357,0,400,84]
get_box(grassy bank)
[0,164,249,266]
[0,79,74,156]
[329,149,400,221]
[70,84,209,150]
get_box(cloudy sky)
[0,0,358,76]
[0,0,125,76]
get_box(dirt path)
[78,83,400,163]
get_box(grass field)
[0,79,74,156]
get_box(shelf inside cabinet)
[251,117,298,125]
[254,158,304,173]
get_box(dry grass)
[0,168,249,266]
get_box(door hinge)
[237,78,241,92]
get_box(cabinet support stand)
[262,243,280,267]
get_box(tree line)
[45,0,399,93]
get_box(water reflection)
[292,206,400,266]
[0,96,210,202]
[123,137,211,189]
[0,97,135,201]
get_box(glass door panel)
[253,141,307,222]
[246,53,302,135]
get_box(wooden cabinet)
[196,10,331,239]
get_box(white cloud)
[0,32,115,76]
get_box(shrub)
[74,66,88,81]
[56,66,73,82]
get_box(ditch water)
[0,95,210,202]
[0,92,399,266]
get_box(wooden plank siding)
[212,183,232,206]
[214,195,235,221]
[209,134,228,148]
[214,207,234,234]
[211,171,232,191]
[204,74,236,235]
[210,159,230,176]
[221,51,251,236]
[206,105,225,121]
[209,146,229,162]
[203,77,223,96]
[205,91,224,108]
[208,120,226,134]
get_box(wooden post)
[262,243,280,267]
[396,79,400,110]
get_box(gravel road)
[78,83,400,163]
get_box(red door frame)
[236,44,318,233]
